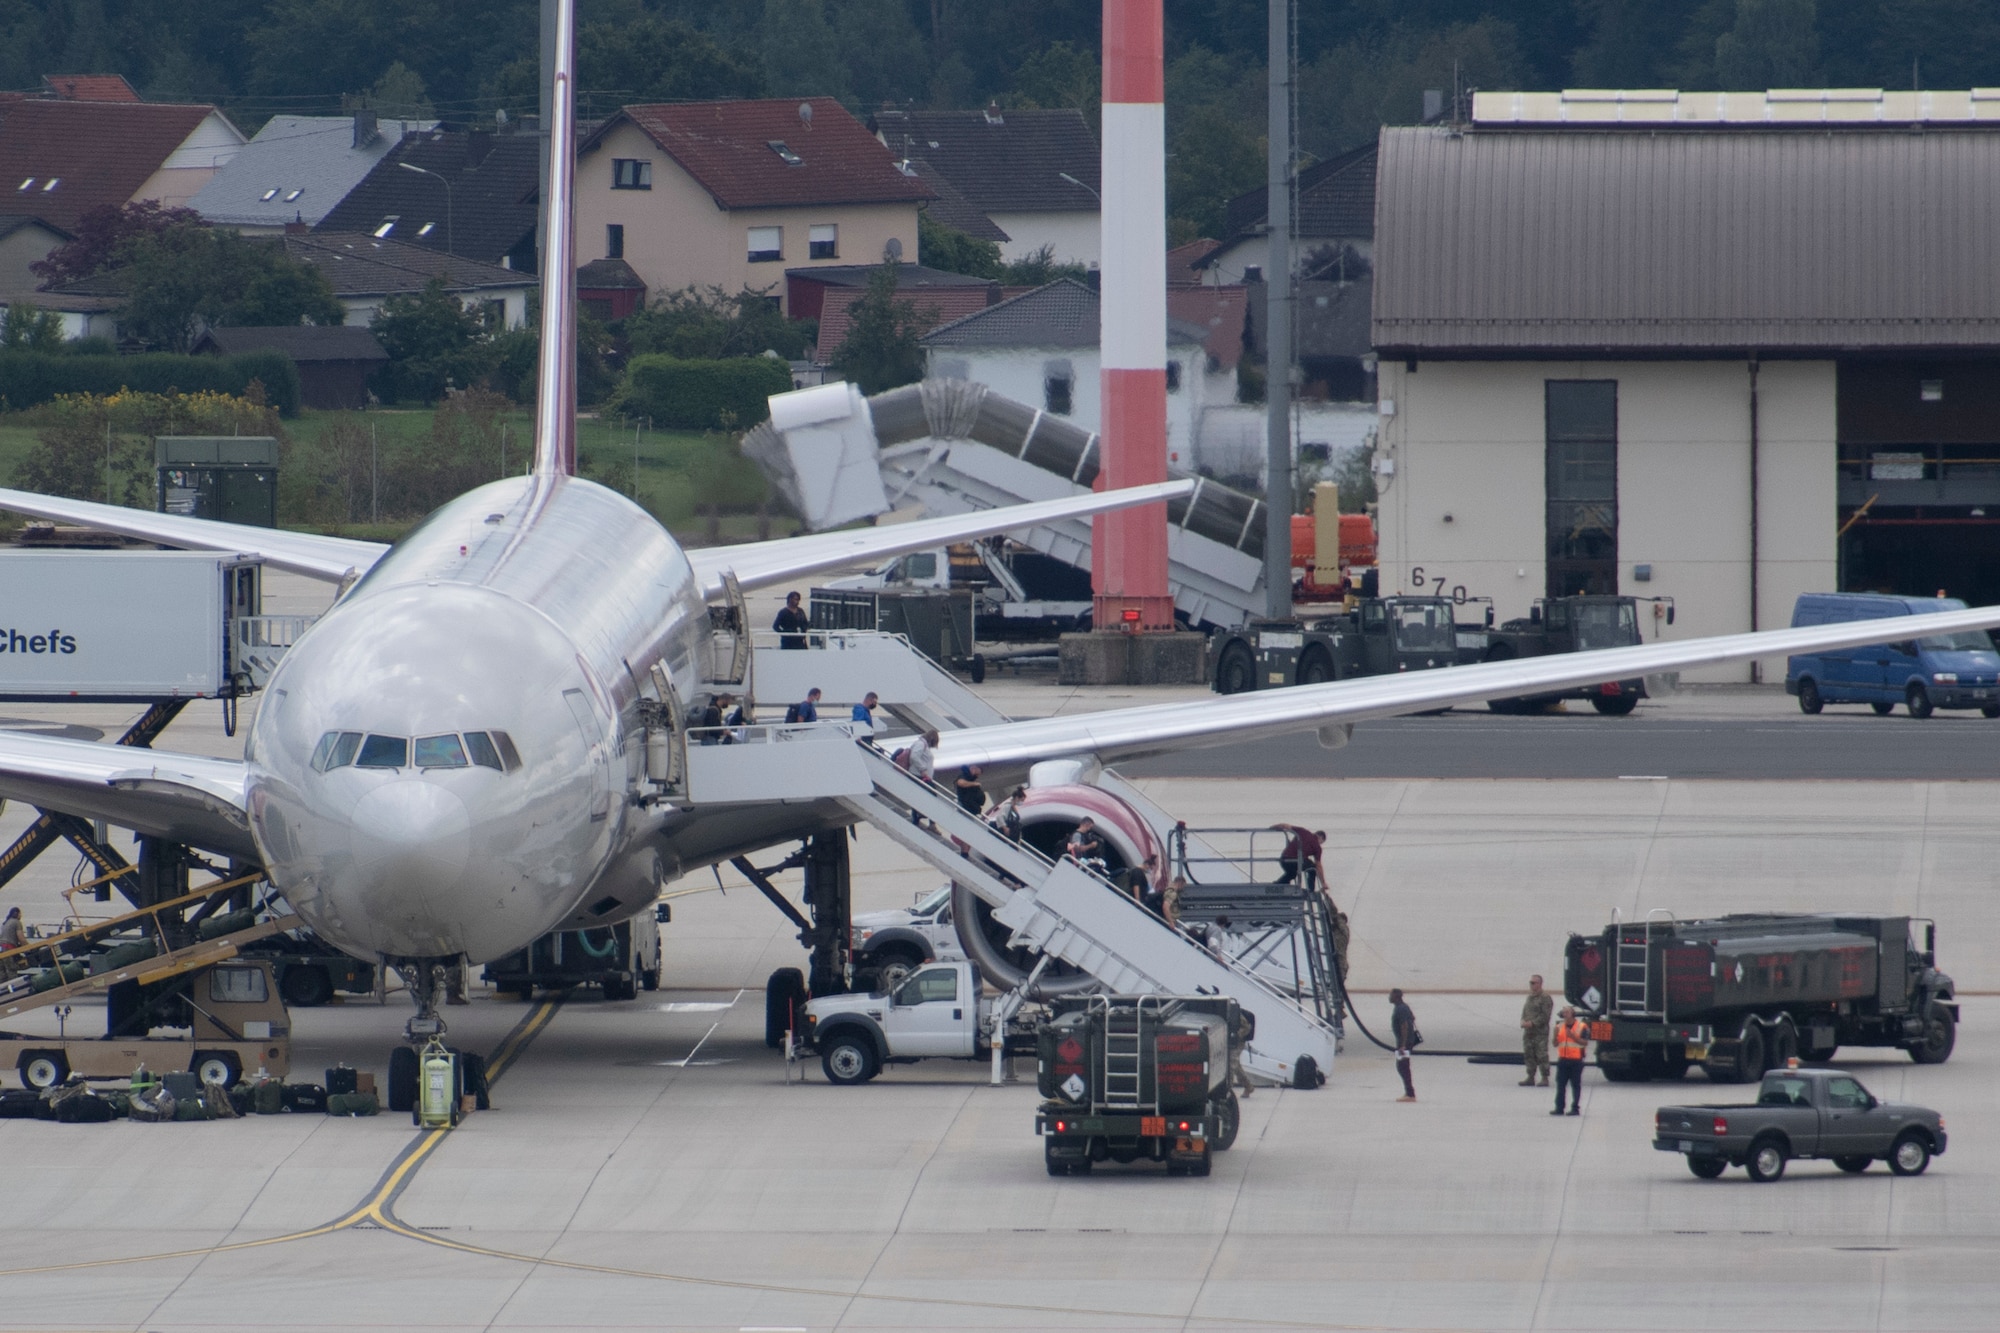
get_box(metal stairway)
[838,742,1337,1086]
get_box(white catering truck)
[0,550,291,702]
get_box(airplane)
[5,0,2000,1056]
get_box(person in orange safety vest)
[1551,1006,1589,1117]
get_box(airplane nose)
[349,781,471,887]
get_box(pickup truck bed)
[1655,1068,1945,1182]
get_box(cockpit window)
[490,730,523,771]
[356,734,409,768]
[310,731,364,772]
[414,734,468,768]
[464,731,504,771]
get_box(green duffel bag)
[251,1077,284,1115]
[173,1096,211,1121]
[326,1091,379,1117]
[90,940,158,975]
[28,960,86,992]
[197,909,257,941]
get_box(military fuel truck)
[1564,913,1957,1084]
[1035,994,1244,1177]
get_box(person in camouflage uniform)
[1520,974,1553,1086]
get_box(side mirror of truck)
[1485,605,1495,627]
[654,902,671,923]
[1666,605,1675,625]
[1530,605,1542,625]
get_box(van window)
[209,965,269,1004]
[1920,630,1994,652]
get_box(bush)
[610,354,792,431]
[0,350,301,416]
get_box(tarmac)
[1,583,1997,1330]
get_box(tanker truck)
[1036,994,1244,1177]
[1564,913,1957,1084]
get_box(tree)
[759,0,847,98]
[917,214,1004,280]
[1,303,65,352]
[1714,0,1820,88]
[369,60,434,118]
[1001,245,1087,286]
[32,200,204,289]
[831,264,933,395]
[370,278,496,404]
[624,286,811,361]
[1011,39,1100,128]
[115,226,344,353]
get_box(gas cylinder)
[416,1039,459,1127]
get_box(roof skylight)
[373,217,397,238]
[16,178,32,191]
[261,188,279,201]
[767,140,803,166]
[285,188,303,202]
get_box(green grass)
[0,405,790,547]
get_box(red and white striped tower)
[1092,0,1174,633]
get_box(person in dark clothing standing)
[773,591,810,648]
[1390,988,1418,1102]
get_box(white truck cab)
[851,884,965,990]
[805,959,994,1083]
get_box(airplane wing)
[0,731,254,860]
[936,603,2000,773]
[0,488,387,583]
[687,480,1192,599]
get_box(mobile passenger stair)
[681,726,1338,1087]
[742,378,1276,631]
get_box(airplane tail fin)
[531,0,578,476]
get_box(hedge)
[611,354,792,431]
[0,349,303,417]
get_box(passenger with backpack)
[784,688,821,724]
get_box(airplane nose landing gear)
[395,958,457,1041]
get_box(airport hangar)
[1370,88,2000,682]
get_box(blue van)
[1786,593,2000,718]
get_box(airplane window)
[356,735,409,768]
[491,730,523,771]
[414,734,468,768]
[464,731,504,771]
[310,731,364,772]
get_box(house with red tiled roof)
[42,74,140,103]
[576,98,933,316]
[0,98,244,233]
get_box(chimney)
[285,215,309,236]
[352,109,379,149]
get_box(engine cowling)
[951,781,1164,995]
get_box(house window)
[1243,264,1263,283]
[1044,359,1074,415]
[1545,380,1619,598]
[747,226,783,262]
[612,159,651,190]
[1166,360,1182,393]
[809,223,838,260]
[606,223,624,259]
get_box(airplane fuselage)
[246,472,709,963]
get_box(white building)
[192,113,431,235]
[1372,89,2000,681]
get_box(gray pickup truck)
[1655,1068,1946,1182]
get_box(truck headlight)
[1934,672,1958,683]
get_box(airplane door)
[887,966,972,1056]
[563,688,612,821]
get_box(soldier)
[1326,897,1351,1037]
[1519,974,1553,1087]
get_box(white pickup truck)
[851,884,965,991]
[804,959,1035,1084]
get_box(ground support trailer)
[1036,994,1243,1176]
[1565,912,1956,1084]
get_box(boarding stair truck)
[823,540,1095,639]
[677,726,1339,1090]
[1477,594,1675,715]
[1564,912,1958,1084]
[1036,993,1243,1176]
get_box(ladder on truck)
[833,742,1337,1087]
[1608,908,1677,1018]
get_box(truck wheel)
[1215,641,1255,695]
[1909,1003,1956,1064]
[1769,1020,1799,1069]
[765,968,806,1049]
[969,654,986,685]
[1732,1026,1768,1084]
[820,1035,878,1085]
[1297,647,1334,686]
[1047,1154,1071,1177]
[1907,684,1934,718]
[1984,704,2000,719]
[1590,694,1638,716]
[192,1051,241,1088]
[1214,1090,1240,1151]
[1870,701,1894,716]
[387,1045,418,1113]
[641,968,661,992]
[1745,1136,1788,1183]
[1888,1132,1932,1176]
[1687,1157,1727,1179]
[1833,1155,1872,1174]
[279,964,335,1008]
[1797,679,1823,714]
[1187,1142,1213,1178]
[870,946,923,995]
[18,1050,67,1090]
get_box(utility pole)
[370,424,379,524]
[1263,0,1293,621]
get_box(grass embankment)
[0,406,785,547]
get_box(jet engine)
[951,777,1165,995]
